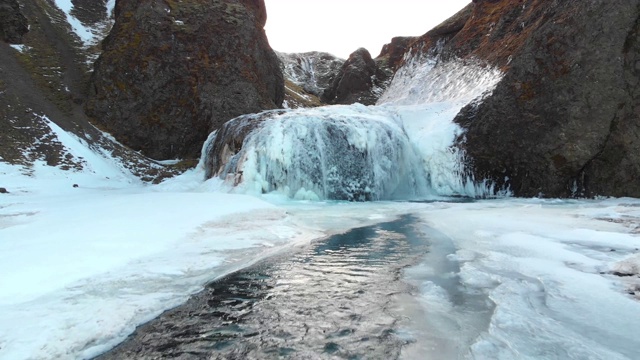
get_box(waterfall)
[204,52,505,200]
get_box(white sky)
[264,0,471,59]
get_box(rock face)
[448,0,640,197]
[86,0,284,160]
[376,36,417,73]
[0,0,176,182]
[69,0,111,29]
[322,48,391,105]
[0,0,28,43]
[277,51,343,109]
[278,51,344,97]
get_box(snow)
[9,44,28,53]
[52,0,95,46]
[105,0,116,17]
[52,0,115,47]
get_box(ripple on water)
[96,215,432,359]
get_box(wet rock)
[613,271,636,278]
[86,0,284,160]
[322,48,391,105]
[0,0,28,44]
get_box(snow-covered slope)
[52,0,115,49]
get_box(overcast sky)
[264,0,471,59]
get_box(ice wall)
[210,105,430,201]
[205,50,505,200]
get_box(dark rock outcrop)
[277,51,343,108]
[448,0,640,197]
[322,48,391,105]
[376,36,417,73]
[86,0,284,160]
[278,51,344,97]
[0,0,28,44]
[69,0,111,29]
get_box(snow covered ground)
[3,159,640,359]
[0,153,417,359]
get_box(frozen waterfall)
[204,53,505,201]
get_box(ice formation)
[206,51,504,200]
[212,106,430,201]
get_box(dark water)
[96,215,430,360]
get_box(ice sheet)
[399,199,640,360]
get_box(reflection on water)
[97,214,494,359]
[97,216,429,359]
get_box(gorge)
[2,1,640,359]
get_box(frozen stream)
[95,214,488,359]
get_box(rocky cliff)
[277,51,343,109]
[371,0,640,197]
[278,41,418,108]
[0,0,28,43]
[438,0,640,197]
[0,0,188,182]
[86,0,284,160]
[278,51,344,97]
[321,48,392,106]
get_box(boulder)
[86,0,284,160]
[0,0,28,44]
